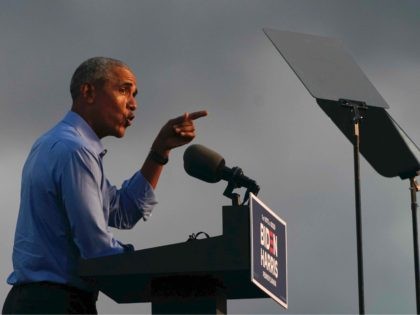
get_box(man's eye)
[119,88,127,95]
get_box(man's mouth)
[125,114,135,126]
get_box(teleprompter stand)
[264,28,420,314]
[410,177,420,313]
[79,205,267,314]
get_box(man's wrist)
[148,149,169,165]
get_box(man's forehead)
[109,66,137,84]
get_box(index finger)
[187,110,208,121]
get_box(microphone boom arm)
[223,167,260,205]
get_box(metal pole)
[353,118,365,315]
[409,177,420,314]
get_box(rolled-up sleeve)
[108,171,157,229]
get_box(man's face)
[92,66,138,138]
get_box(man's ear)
[80,83,96,104]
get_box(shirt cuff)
[122,171,157,221]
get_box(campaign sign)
[250,193,287,309]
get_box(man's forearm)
[140,148,170,189]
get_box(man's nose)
[127,97,137,111]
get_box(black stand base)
[152,295,226,314]
[151,275,227,314]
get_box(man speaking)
[2,57,207,314]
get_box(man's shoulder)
[34,122,95,159]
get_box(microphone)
[183,144,259,192]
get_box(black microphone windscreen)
[183,144,225,183]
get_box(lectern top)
[263,28,389,109]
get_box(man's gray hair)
[70,57,130,101]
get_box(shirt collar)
[62,111,107,157]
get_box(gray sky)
[1,0,419,313]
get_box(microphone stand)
[223,167,260,206]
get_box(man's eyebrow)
[121,82,138,96]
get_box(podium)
[79,205,267,314]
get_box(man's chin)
[113,128,126,138]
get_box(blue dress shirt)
[7,111,157,291]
